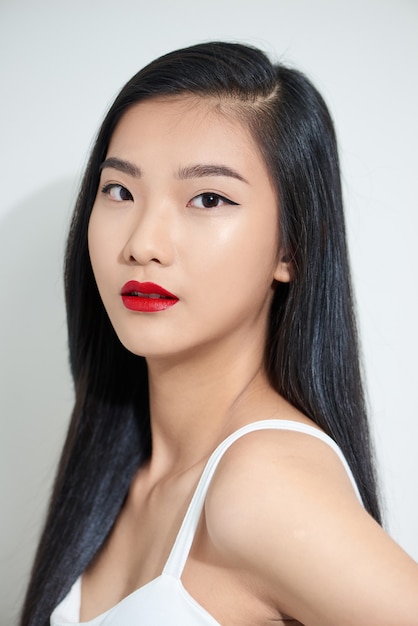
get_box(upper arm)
[204,430,418,625]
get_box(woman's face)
[88,96,290,362]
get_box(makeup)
[120,281,179,312]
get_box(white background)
[1,0,417,622]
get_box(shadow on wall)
[0,180,77,624]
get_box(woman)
[21,42,418,625]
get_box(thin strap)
[163,419,362,578]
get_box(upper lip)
[121,281,178,299]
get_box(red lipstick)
[120,281,179,312]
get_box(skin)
[85,96,418,625]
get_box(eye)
[101,183,133,202]
[188,192,239,209]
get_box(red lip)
[120,281,179,312]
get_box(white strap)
[163,419,362,578]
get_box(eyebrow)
[176,164,249,184]
[100,157,248,184]
[100,157,141,178]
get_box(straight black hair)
[21,41,381,626]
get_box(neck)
[144,337,273,475]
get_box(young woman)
[21,42,418,626]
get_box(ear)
[273,251,292,283]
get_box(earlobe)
[273,253,292,283]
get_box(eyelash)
[101,183,133,202]
[100,185,239,209]
[188,192,239,210]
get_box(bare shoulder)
[205,423,361,557]
[204,422,418,625]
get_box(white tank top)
[50,420,362,625]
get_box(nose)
[122,201,175,267]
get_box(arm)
[205,429,418,625]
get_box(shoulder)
[205,422,362,558]
[203,422,418,624]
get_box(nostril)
[128,254,161,264]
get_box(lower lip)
[121,295,178,312]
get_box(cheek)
[87,210,115,292]
[87,215,101,280]
[186,215,279,302]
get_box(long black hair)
[21,41,381,625]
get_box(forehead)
[112,94,250,136]
[107,95,268,175]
